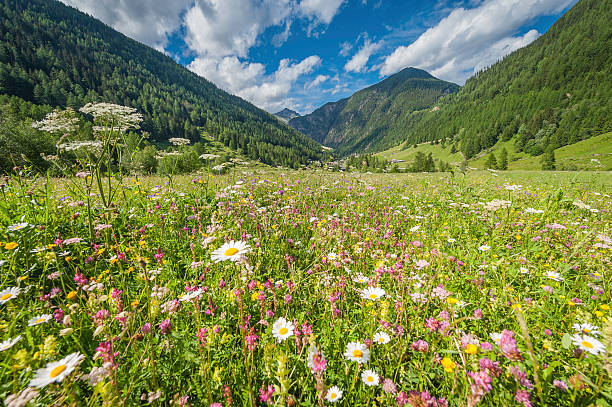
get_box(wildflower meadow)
[0,164,610,406]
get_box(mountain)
[0,0,323,168]
[387,0,612,160]
[289,68,459,155]
[274,108,300,123]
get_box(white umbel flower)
[28,314,53,326]
[272,317,294,343]
[344,341,370,364]
[373,332,390,345]
[361,287,385,301]
[325,386,343,403]
[211,240,250,263]
[29,352,85,388]
[361,369,380,386]
[571,334,606,355]
[0,287,21,304]
[0,335,22,352]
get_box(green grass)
[376,142,463,166]
[378,132,612,172]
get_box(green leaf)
[561,333,572,349]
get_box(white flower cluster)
[483,199,511,211]
[80,103,142,132]
[169,137,191,146]
[58,140,104,152]
[32,108,80,133]
[199,153,221,160]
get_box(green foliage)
[485,153,498,170]
[345,154,387,172]
[410,152,436,172]
[498,148,508,170]
[289,68,459,155]
[541,146,556,171]
[0,0,323,168]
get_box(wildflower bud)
[59,328,73,336]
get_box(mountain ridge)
[288,67,459,155]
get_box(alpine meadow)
[0,0,610,406]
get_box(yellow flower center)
[1,294,13,300]
[279,327,288,335]
[224,248,239,256]
[369,294,377,299]
[583,328,591,333]
[378,338,385,342]
[581,341,594,349]
[352,349,363,358]
[50,364,67,378]
[330,393,337,399]
[367,376,373,382]
[35,318,46,324]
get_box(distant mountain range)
[274,108,301,123]
[0,0,323,168]
[288,68,459,155]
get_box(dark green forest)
[0,0,324,170]
[392,0,612,159]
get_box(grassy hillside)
[381,132,612,172]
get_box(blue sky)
[60,0,577,114]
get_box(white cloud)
[189,55,321,112]
[59,0,192,49]
[306,74,330,89]
[184,0,295,59]
[339,42,353,57]
[380,0,577,83]
[344,39,383,73]
[299,0,345,25]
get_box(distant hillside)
[274,108,300,123]
[0,0,323,168]
[289,68,459,155]
[394,0,612,160]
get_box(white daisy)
[361,287,385,301]
[327,252,338,261]
[525,208,544,214]
[353,275,370,284]
[0,287,21,304]
[7,223,31,232]
[325,386,343,403]
[545,271,563,281]
[29,352,85,388]
[361,369,379,386]
[478,245,491,251]
[447,238,456,243]
[572,323,601,336]
[272,317,294,343]
[0,335,22,352]
[344,341,370,364]
[571,334,606,355]
[373,332,390,345]
[210,240,250,263]
[178,289,203,302]
[490,332,502,345]
[520,267,529,274]
[28,314,53,326]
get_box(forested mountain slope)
[289,68,459,155]
[0,0,323,167]
[394,0,611,159]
